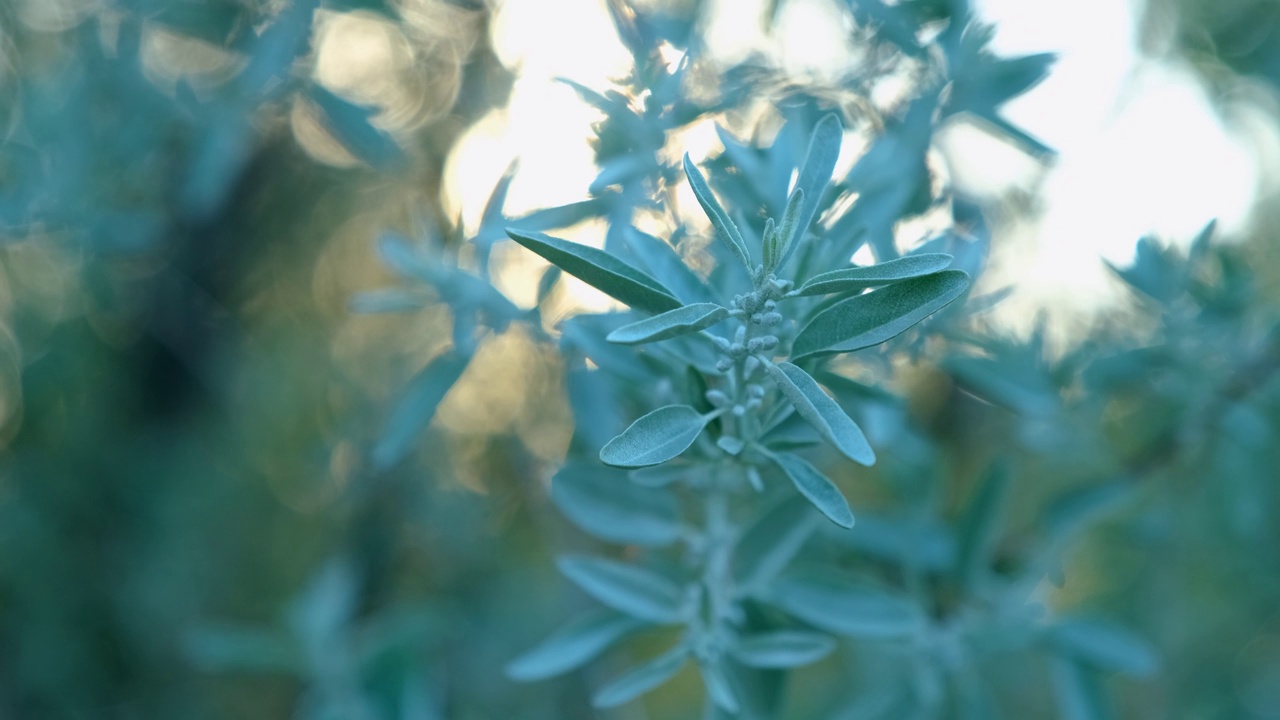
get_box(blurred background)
[1,0,1279,718]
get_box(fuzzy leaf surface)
[599,405,715,468]
[606,303,729,345]
[507,229,681,314]
[769,452,855,528]
[794,253,954,296]
[765,362,875,466]
[557,555,684,623]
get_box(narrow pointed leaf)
[772,187,805,272]
[765,362,875,466]
[792,270,970,359]
[507,229,681,314]
[593,644,691,708]
[731,631,836,668]
[372,350,469,470]
[766,574,922,638]
[778,114,842,269]
[769,452,855,528]
[506,611,643,681]
[600,405,716,468]
[1048,619,1159,677]
[551,465,682,546]
[557,555,685,623]
[734,497,822,593]
[683,154,752,271]
[700,661,740,713]
[794,254,955,296]
[607,303,730,345]
[1051,657,1110,720]
[956,461,1010,589]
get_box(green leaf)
[372,350,469,470]
[593,644,691,708]
[683,154,752,272]
[506,611,643,681]
[791,270,970,359]
[734,497,821,594]
[600,405,718,468]
[955,461,1010,590]
[1048,619,1159,677]
[731,631,835,668]
[769,188,805,273]
[184,624,301,674]
[699,661,740,713]
[606,303,730,345]
[768,452,855,528]
[550,465,682,546]
[764,362,875,466]
[1051,657,1111,720]
[557,555,685,623]
[778,113,843,269]
[506,229,681,314]
[765,574,922,638]
[793,254,954,296]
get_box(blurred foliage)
[0,0,1277,719]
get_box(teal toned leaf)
[373,350,469,470]
[593,644,691,708]
[768,188,805,273]
[506,229,681,314]
[765,574,922,638]
[699,661,740,713]
[768,452,855,528]
[349,289,429,314]
[683,154,752,272]
[793,254,954,297]
[734,497,821,593]
[731,631,835,668]
[506,611,643,681]
[956,461,1010,590]
[764,362,875,466]
[600,405,717,468]
[551,465,682,546]
[778,113,843,269]
[791,271,970,359]
[1048,619,1159,678]
[306,84,403,170]
[557,555,685,623]
[184,624,301,674]
[606,303,730,345]
[1051,657,1110,720]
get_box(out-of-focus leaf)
[700,660,740,713]
[619,226,716,305]
[1048,619,1159,678]
[764,362,875,466]
[600,405,717,468]
[372,350,469,470]
[557,555,685,623]
[778,113,842,269]
[607,303,729,345]
[1051,657,1112,720]
[507,229,681,314]
[733,497,822,593]
[184,624,301,674]
[955,461,1010,589]
[593,644,690,708]
[791,271,969,359]
[306,85,403,170]
[731,631,835,668]
[763,573,922,638]
[767,452,855,529]
[506,611,643,681]
[550,464,683,546]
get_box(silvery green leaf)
[557,555,685,623]
[606,303,730,345]
[769,189,804,273]
[372,350,469,470]
[764,362,875,466]
[955,461,1009,590]
[505,611,643,681]
[734,497,821,593]
[593,643,691,708]
[619,227,716,305]
[699,661,740,713]
[765,573,922,638]
[731,631,835,668]
[600,405,718,468]
[683,153,752,272]
[507,229,681,314]
[793,254,954,297]
[550,465,682,546]
[1047,619,1159,678]
[1051,657,1110,720]
[778,113,842,269]
[791,271,970,359]
[768,452,855,529]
